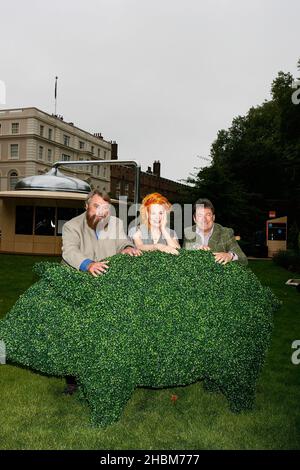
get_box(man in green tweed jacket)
[183,198,248,266]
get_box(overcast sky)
[1,0,299,181]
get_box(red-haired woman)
[129,192,180,255]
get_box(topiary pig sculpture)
[0,250,280,426]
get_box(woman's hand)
[157,244,179,255]
[160,209,168,232]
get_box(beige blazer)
[62,213,134,270]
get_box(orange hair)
[140,192,172,228]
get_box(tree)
[188,62,300,243]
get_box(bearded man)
[61,190,141,394]
[62,189,140,276]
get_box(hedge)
[272,249,300,272]
[0,250,280,426]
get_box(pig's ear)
[33,262,94,307]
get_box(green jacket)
[183,223,248,266]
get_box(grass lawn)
[0,254,299,450]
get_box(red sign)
[269,211,276,218]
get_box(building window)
[15,206,34,234]
[115,181,121,198]
[79,140,85,149]
[35,206,55,236]
[38,146,44,160]
[104,150,107,159]
[48,128,53,140]
[47,149,52,162]
[10,144,19,159]
[91,145,94,155]
[97,148,101,158]
[40,125,44,137]
[0,123,2,135]
[97,166,100,177]
[61,154,71,161]
[11,123,19,134]
[74,155,82,171]
[8,170,19,190]
[103,166,107,178]
[63,134,70,146]
[57,207,84,235]
[124,183,129,196]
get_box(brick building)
[110,144,190,203]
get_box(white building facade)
[0,107,112,192]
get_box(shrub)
[0,250,280,426]
[272,249,300,272]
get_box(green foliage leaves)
[0,251,280,426]
[189,66,300,240]
[272,249,300,272]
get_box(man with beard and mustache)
[62,189,141,276]
[62,190,141,394]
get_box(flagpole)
[54,76,58,116]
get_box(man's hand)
[196,245,211,251]
[87,260,110,277]
[121,247,142,256]
[213,252,233,265]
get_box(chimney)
[111,141,118,160]
[146,166,152,174]
[94,133,103,139]
[153,160,161,177]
